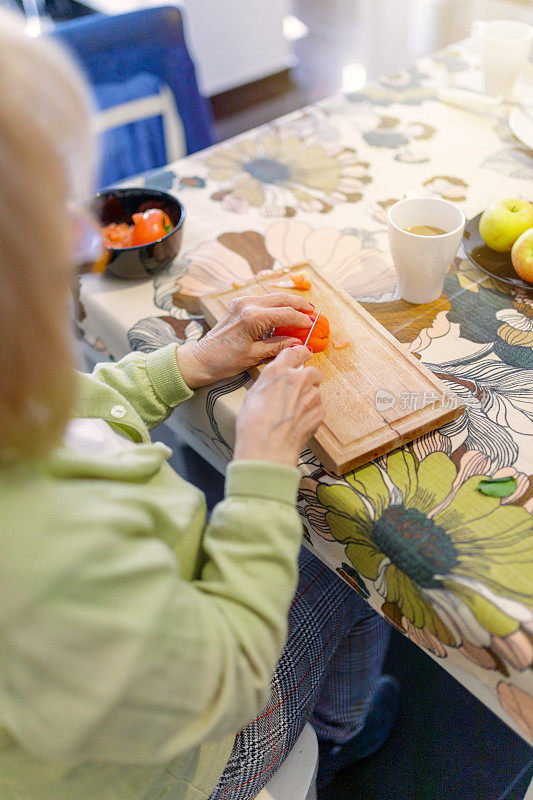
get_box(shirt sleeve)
[89,344,193,429]
[1,462,304,765]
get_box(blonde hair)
[0,10,96,462]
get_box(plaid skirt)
[209,546,390,800]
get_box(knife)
[298,301,324,369]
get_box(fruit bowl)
[92,187,185,279]
[462,212,533,296]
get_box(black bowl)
[92,187,185,279]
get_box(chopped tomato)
[270,271,313,290]
[289,272,312,290]
[101,208,173,249]
[306,334,330,353]
[273,308,330,353]
[130,208,172,246]
[101,222,133,248]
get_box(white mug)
[387,197,465,304]
[472,19,533,99]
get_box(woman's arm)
[87,294,314,429]
[3,348,323,764]
[89,343,193,430]
[1,464,303,764]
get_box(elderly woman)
[0,12,398,800]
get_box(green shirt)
[0,344,303,800]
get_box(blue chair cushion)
[50,7,215,157]
[93,72,168,188]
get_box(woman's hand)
[234,345,324,467]
[175,294,315,389]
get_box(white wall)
[181,0,290,95]
[82,0,290,96]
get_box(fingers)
[302,364,322,387]
[250,363,323,447]
[235,304,312,342]
[295,382,325,435]
[234,343,324,464]
[267,354,321,392]
[260,348,322,408]
[299,380,324,409]
[226,295,314,342]
[253,336,306,361]
[237,293,315,313]
[259,306,313,331]
[264,343,312,370]
[299,398,325,439]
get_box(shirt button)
[111,404,127,419]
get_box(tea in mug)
[402,225,447,236]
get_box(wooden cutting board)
[199,264,464,475]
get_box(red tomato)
[101,222,133,248]
[274,309,330,353]
[130,209,172,246]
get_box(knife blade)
[298,301,324,369]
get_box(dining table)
[78,35,533,763]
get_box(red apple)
[511,227,533,283]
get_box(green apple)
[479,198,533,252]
[511,227,533,283]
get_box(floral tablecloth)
[79,39,533,745]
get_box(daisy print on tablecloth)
[429,356,533,471]
[343,46,477,107]
[366,178,468,225]
[138,166,206,193]
[361,115,435,151]
[204,124,371,217]
[423,175,469,202]
[300,446,533,675]
[152,220,396,315]
[432,273,533,371]
[366,197,401,226]
[361,273,533,471]
[431,49,474,74]
[345,64,435,106]
[404,272,533,370]
[482,146,533,182]
[128,315,206,353]
[497,682,533,741]
[323,99,436,162]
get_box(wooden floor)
[214,0,533,141]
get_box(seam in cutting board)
[379,414,402,440]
